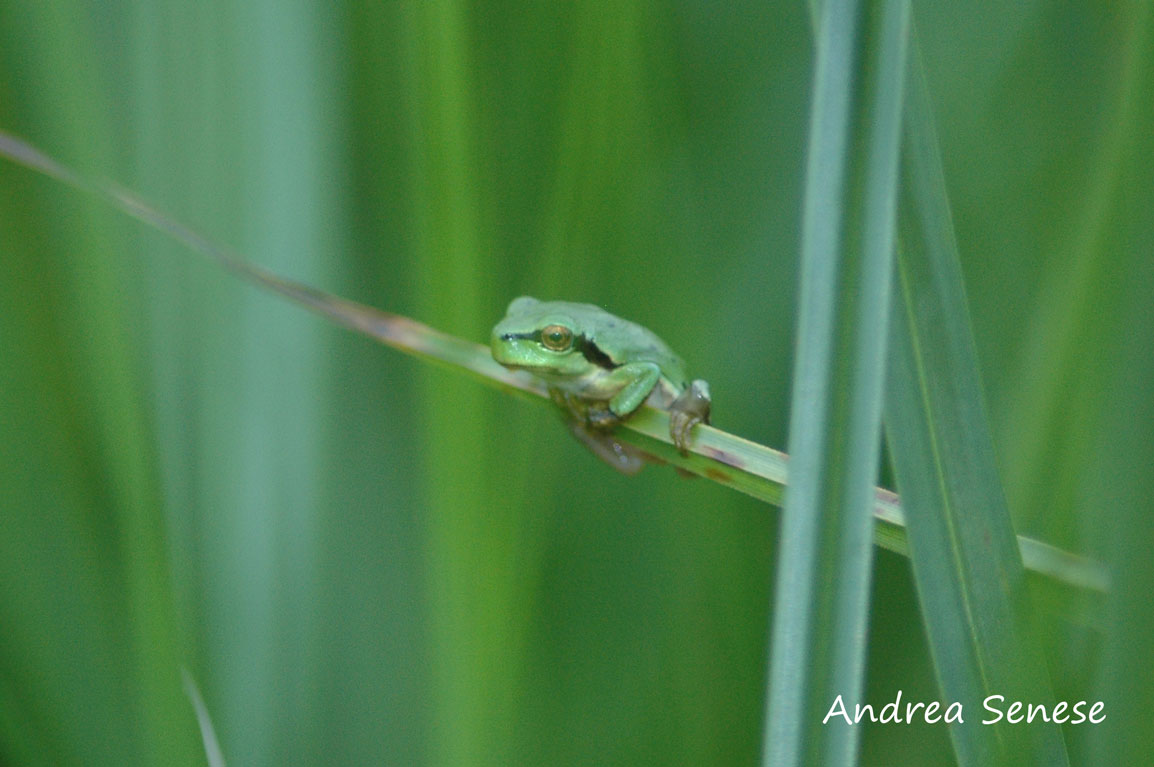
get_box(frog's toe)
[669,410,697,454]
[586,406,619,430]
[668,380,711,454]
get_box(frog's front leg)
[603,362,663,423]
[553,362,661,429]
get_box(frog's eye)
[540,324,573,351]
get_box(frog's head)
[490,296,593,376]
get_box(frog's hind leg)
[564,421,647,475]
[547,385,648,473]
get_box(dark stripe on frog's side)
[574,335,618,370]
[499,330,619,370]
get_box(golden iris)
[541,324,573,351]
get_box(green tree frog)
[491,296,711,473]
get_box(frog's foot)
[565,421,646,475]
[549,389,621,431]
[668,379,711,454]
[585,405,621,431]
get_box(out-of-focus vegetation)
[0,2,1149,765]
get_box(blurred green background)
[0,1,1149,765]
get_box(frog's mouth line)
[495,360,567,376]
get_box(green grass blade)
[0,127,1106,603]
[1087,280,1154,764]
[1087,2,1154,762]
[402,6,519,764]
[3,6,1135,765]
[0,9,202,765]
[1087,293,1154,761]
[762,0,909,763]
[883,32,1069,766]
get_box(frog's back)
[559,300,689,386]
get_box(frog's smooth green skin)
[491,296,711,471]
